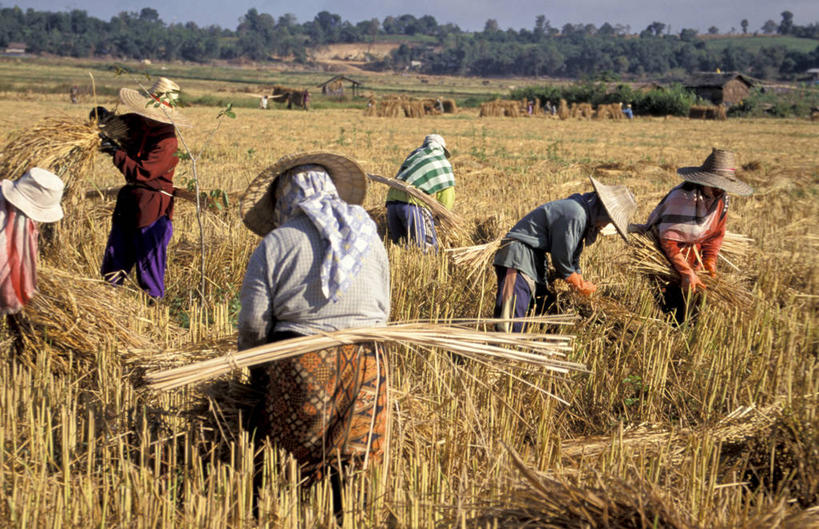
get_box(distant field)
[702,35,819,54]
[0,56,817,527]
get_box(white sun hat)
[1,167,65,223]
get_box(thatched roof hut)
[685,72,755,106]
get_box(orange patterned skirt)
[252,341,388,479]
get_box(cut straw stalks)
[0,117,104,199]
[629,232,755,310]
[145,321,581,392]
[480,443,699,529]
[367,173,465,236]
[10,266,182,371]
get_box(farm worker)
[631,148,752,323]
[303,89,310,110]
[259,95,268,109]
[493,177,637,332]
[623,104,634,119]
[97,77,191,298]
[237,152,390,523]
[0,168,64,314]
[386,134,455,250]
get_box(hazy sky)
[5,0,818,34]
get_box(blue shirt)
[493,197,592,283]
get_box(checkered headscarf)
[273,165,377,302]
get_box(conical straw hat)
[677,148,752,196]
[589,176,637,242]
[240,152,368,236]
[119,77,191,127]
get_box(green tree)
[778,11,794,35]
[741,19,749,34]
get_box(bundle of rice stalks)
[144,320,581,392]
[366,173,466,237]
[8,266,182,372]
[688,105,727,120]
[0,117,106,199]
[446,237,504,281]
[479,99,522,118]
[629,232,755,309]
[441,98,457,113]
[463,443,697,529]
[558,99,570,120]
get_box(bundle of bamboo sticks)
[145,320,581,392]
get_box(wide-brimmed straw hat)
[589,176,637,242]
[119,77,191,127]
[424,134,451,158]
[240,152,368,236]
[677,148,752,196]
[1,167,64,223]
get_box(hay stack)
[577,102,594,119]
[479,99,521,118]
[368,96,426,118]
[0,117,104,199]
[558,99,569,120]
[688,105,727,120]
[441,98,457,113]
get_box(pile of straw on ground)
[441,98,457,113]
[688,105,727,120]
[463,444,698,529]
[569,102,594,119]
[558,99,570,120]
[593,103,625,120]
[479,99,523,118]
[8,266,182,372]
[368,95,425,118]
[0,117,103,199]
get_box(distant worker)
[436,97,444,113]
[0,168,64,314]
[70,85,79,104]
[303,90,310,111]
[259,95,268,110]
[493,177,636,332]
[631,149,753,323]
[623,104,634,120]
[386,134,455,251]
[527,100,534,115]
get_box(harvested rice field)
[0,66,817,528]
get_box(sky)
[4,0,819,34]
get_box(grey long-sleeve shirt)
[238,214,391,351]
[493,197,592,284]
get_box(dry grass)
[0,70,816,528]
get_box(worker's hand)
[703,258,717,278]
[680,270,706,293]
[98,133,119,156]
[565,272,597,297]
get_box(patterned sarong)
[253,341,388,480]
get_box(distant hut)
[3,42,26,55]
[317,75,362,100]
[685,72,755,106]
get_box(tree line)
[0,6,816,80]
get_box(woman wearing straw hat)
[0,168,64,315]
[493,176,637,332]
[98,77,190,298]
[238,152,390,522]
[386,134,455,250]
[632,148,753,323]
